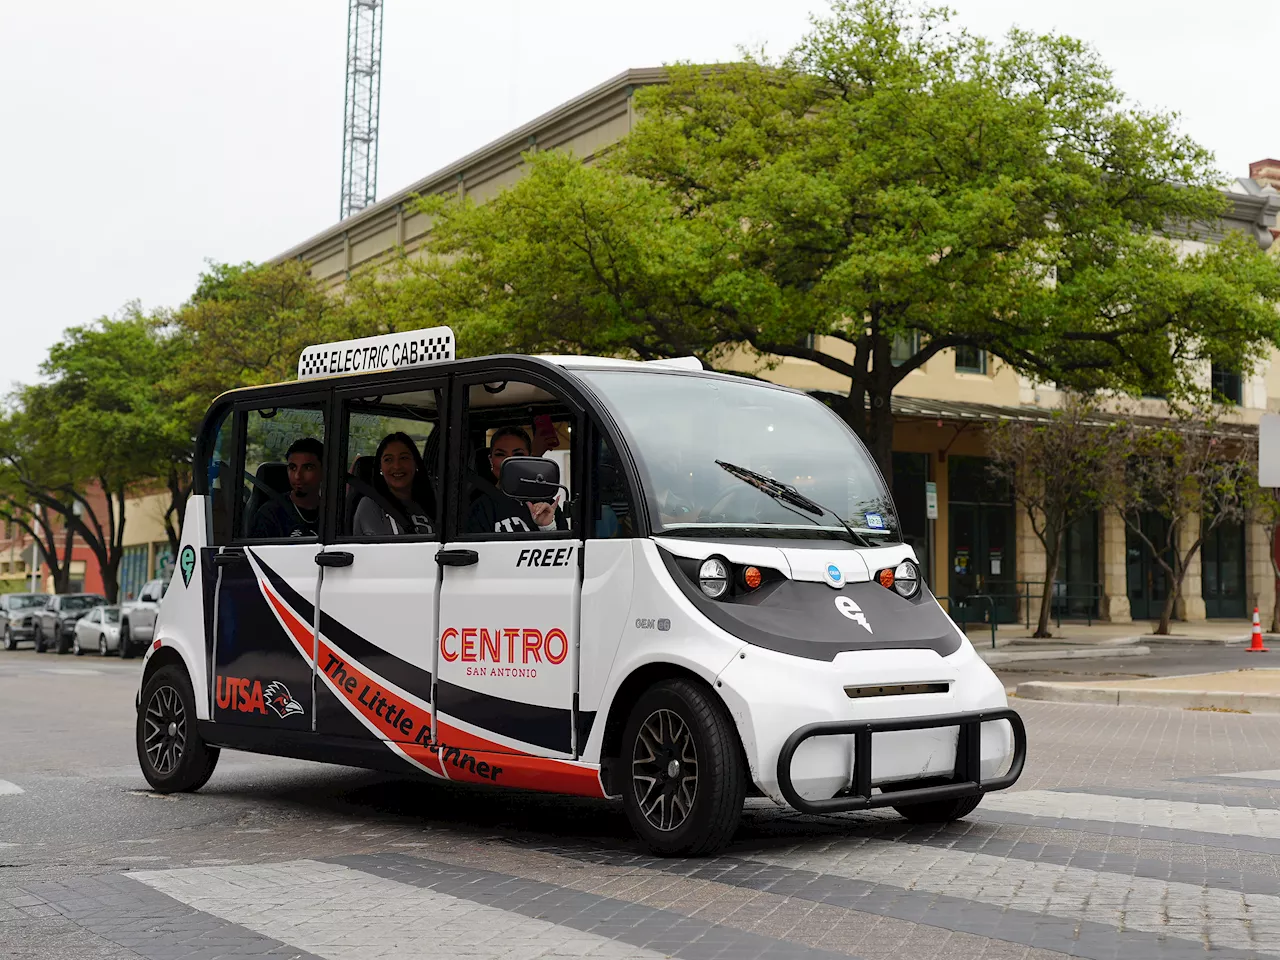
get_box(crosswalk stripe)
[132,859,668,960]
[752,837,1280,954]
[0,779,23,795]
[981,789,1280,838]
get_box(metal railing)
[934,594,998,647]
[936,580,1104,645]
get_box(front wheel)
[33,625,45,653]
[73,633,84,656]
[137,664,219,792]
[3,624,14,651]
[620,679,746,857]
[99,634,108,657]
[893,794,983,824]
[118,623,134,659]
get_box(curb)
[1014,680,1280,714]
[979,645,1151,665]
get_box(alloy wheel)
[99,634,107,656]
[631,708,699,832]
[143,685,187,776]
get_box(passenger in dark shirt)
[466,426,567,534]
[250,438,324,538]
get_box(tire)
[99,634,108,657]
[136,664,220,792]
[620,679,746,857]
[73,633,84,656]
[55,630,70,655]
[3,625,14,651]
[892,794,983,824]
[119,622,134,660]
[33,625,45,653]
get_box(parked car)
[34,594,107,654]
[1,593,48,650]
[118,578,168,659]
[73,605,121,657]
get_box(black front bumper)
[776,708,1027,815]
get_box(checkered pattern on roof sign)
[297,327,455,380]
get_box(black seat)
[345,455,377,533]
[242,462,290,537]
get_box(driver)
[250,438,324,538]
[466,426,568,534]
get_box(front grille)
[843,682,949,699]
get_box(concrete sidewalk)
[1016,667,1280,713]
[962,617,1269,664]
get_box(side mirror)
[500,456,564,504]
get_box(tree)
[1249,486,1280,634]
[986,396,1125,637]
[157,259,339,547]
[401,0,1280,483]
[1104,409,1256,635]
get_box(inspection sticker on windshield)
[864,513,885,529]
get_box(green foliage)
[396,0,1280,477]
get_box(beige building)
[259,68,1280,629]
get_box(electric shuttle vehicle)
[135,327,1025,856]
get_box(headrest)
[255,461,290,493]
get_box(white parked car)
[73,605,122,657]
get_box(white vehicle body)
[135,327,1024,854]
[120,579,167,646]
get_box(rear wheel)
[137,664,219,792]
[892,794,983,824]
[119,622,134,659]
[620,679,746,857]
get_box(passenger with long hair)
[353,432,435,536]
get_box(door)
[1055,512,1099,620]
[314,382,446,747]
[1203,521,1245,619]
[1126,512,1171,621]
[435,372,583,764]
[210,398,329,732]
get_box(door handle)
[435,548,479,567]
[212,551,246,568]
[315,551,355,568]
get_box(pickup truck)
[34,593,106,654]
[1,592,48,650]
[118,578,169,659]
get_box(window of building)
[1211,365,1243,406]
[890,332,920,367]
[955,346,987,375]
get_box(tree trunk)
[53,527,74,593]
[1156,566,1179,635]
[1035,529,1065,639]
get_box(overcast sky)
[1,1,1273,393]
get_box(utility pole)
[340,0,385,221]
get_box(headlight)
[698,557,729,599]
[892,560,921,599]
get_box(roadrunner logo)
[264,681,304,718]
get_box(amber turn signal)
[877,567,895,589]
[743,566,763,590]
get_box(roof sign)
[297,327,454,380]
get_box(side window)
[592,435,636,539]
[237,403,329,542]
[459,378,578,538]
[205,409,235,546]
[339,386,442,540]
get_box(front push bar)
[776,708,1027,815]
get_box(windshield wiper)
[714,460,873,548]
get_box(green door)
[1127,513,1171,621]
[1203,521,1246,619]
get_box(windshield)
[61,596,103,611]
[582,371,899,540]
[10,595,45,609]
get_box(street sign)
[925,481,938,520]
[1261,414,1280,487]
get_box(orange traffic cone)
[1247,607,1269,653]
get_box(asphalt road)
[3,645,1280,960]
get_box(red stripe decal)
[259,579,605,798]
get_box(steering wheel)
[704,485,766,525]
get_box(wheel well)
[598,663,740,796]
[140,647,189,700]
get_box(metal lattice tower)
[340,0,384,220]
